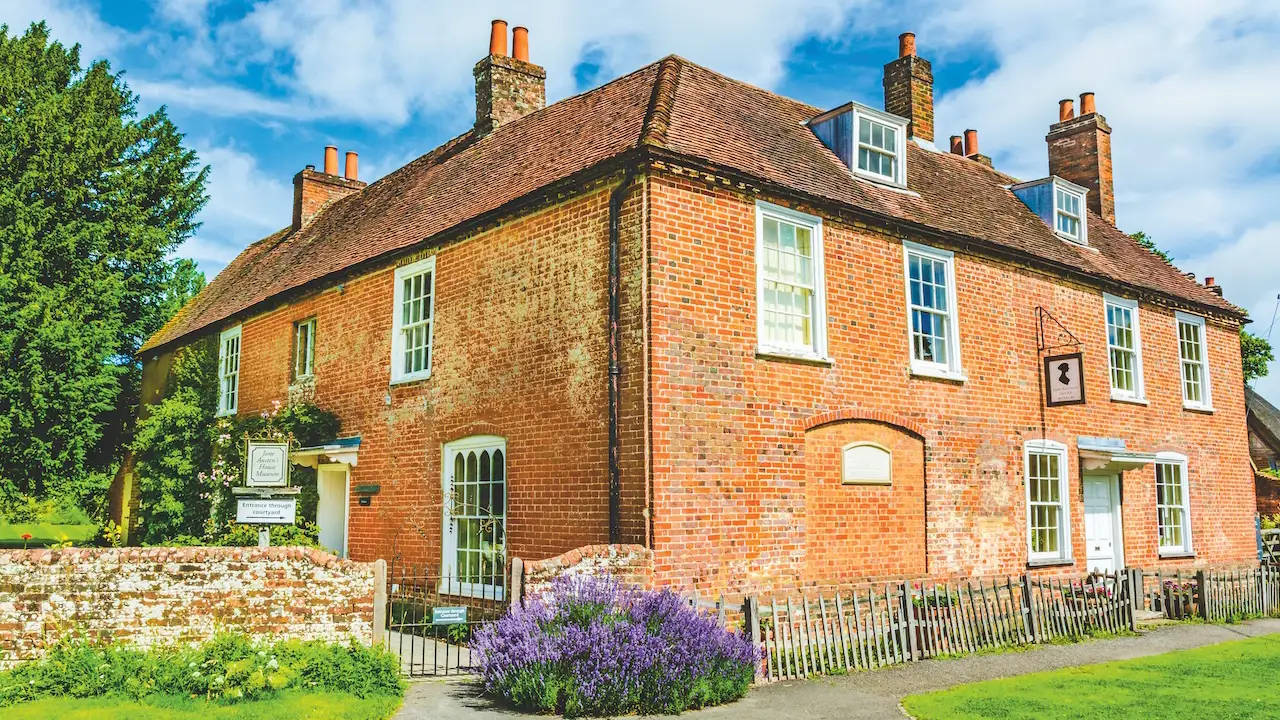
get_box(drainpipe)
[608,166,636,544]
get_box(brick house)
[119,22,1259,598]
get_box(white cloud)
[924,0,1280,397]
[130,78,306,119]
[177,145,293,275]
[226,0,880,125]
[0,0,122,60]
[1182,222,1280,400]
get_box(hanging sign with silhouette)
[1043,352,1085,407]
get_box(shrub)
[0,633,404,707]
[473,576,757,717]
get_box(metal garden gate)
[384,555,509,677]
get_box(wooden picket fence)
[1262,529,1280,566]
[1139,565,1280,622]
[1203,566,1280,621]
[745,571,1132,683]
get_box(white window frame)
[1024,439,1071,563]
[1154,452,1193,556]
[851,104,908,187]
[902,240,965,381]
[1052,178,1088,245]
[216,325,242,417]
[1175,312,1213,411]
[390,256,436,385]
[1103,294,1145,403]
[293,317,316,381]
[755,201,829,362]
[440,435,507,601]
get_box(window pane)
[1028,450,1065,558]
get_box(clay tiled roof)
[144,56,1240,352]
[1248,386,1280,450]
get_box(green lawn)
[903,635,1280,719]
[0,522,98,548]
[5,691,402,720]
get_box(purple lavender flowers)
[472,576,757,716]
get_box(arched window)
[442,435,506,598]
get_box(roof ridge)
[639,55,682,149]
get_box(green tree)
[130,337,217,544]
[0,22,208,508]
[1242,329,1274,384]
[1131,230,1174,264]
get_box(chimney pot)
[963,129,979,157]
[949,135,964,155]
[1204,276,1215,287]
[883,32,933,142]
[474,20,546,135]
[512,26,529,62]
[898,32,916,58]
[1079,91,1096,115]
[489,19,508,57]
[344,151,358,181]
[1058,99,1075,123]
[1048,92,1113,224]
[323,145,338,175]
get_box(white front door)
[1084,474,1122,573]
[316,465,349,557]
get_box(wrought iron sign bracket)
[1036,306,1082,354]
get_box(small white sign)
[246,441,290,487]
[842,443,892,485]
[236,498,297,525]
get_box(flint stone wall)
[0,546,382,666]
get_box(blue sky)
[5,0,1280,398]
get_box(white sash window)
[442,436,506,599]
[391,257,435,384]
[216,325,241,416]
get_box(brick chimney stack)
[883,32,934,143]
[1047,92,1115,225]
[293,145,366,231]
[474,19,546,136]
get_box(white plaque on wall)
[842,442,892,485]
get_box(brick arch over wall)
[802,409,926,440]
[803,418,927,585]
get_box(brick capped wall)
[646,167,1255,597]
[0,547,380,666]
[520,544,654,598]
[231,178,648,569]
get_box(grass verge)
[903,634,1280,719]
[5,690,401,720]
[0,522,98,547]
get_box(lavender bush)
[473,576,757,717]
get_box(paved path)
[393,618,1280,720]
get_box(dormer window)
[858,116,899,182]
[1054,184,1085,242]
[810,102,909,188]
[1010,176,1090,246]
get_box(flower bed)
[473,577,757,717]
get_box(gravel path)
[393,617,1280,720]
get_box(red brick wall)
[804,420,926,584]
[646,168,1255,597]
[231,179,648,568]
